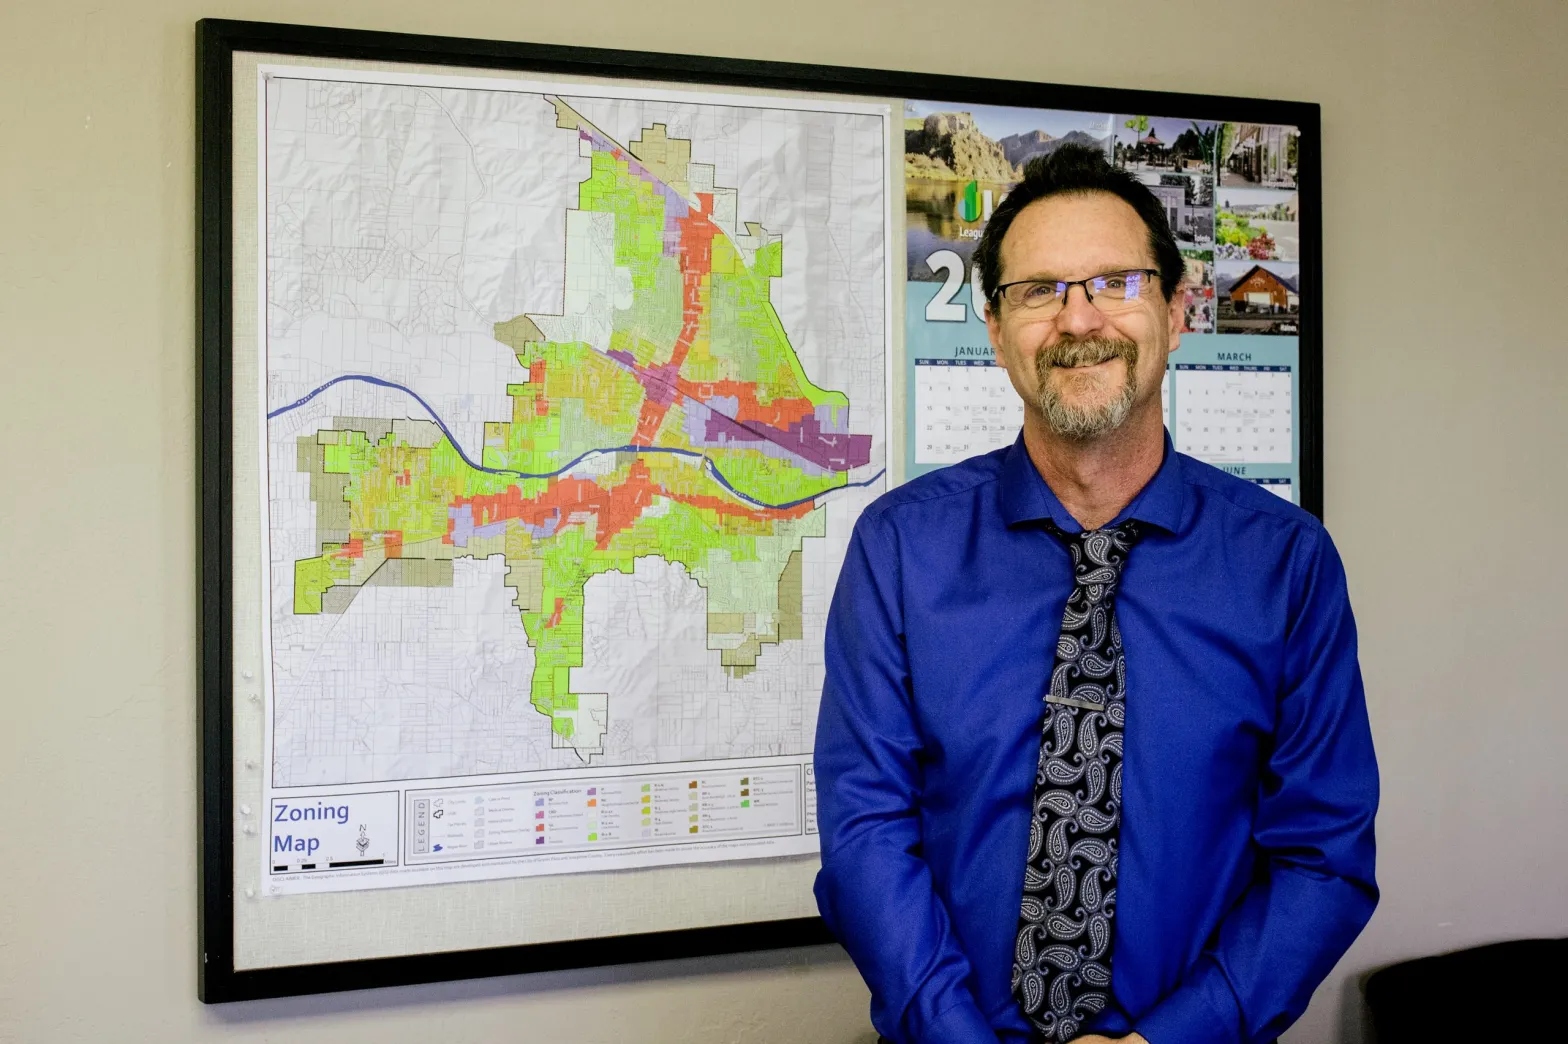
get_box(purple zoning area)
[607,348,680,407]
[683,397,872,474]
[602,348,870,474]
[448,505,557,548]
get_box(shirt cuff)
[1134,959,1244,1044]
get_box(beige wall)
[3,0,1566,1041]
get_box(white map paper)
[258,67,889,893]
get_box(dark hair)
[974,143,1184,305]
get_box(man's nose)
[1053,283,1107,338]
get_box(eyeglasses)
[994,269,1161,316]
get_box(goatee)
[1033,336,1140,441]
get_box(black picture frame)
[197,16,1322,1003]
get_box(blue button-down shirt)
[814,435,1378,1044]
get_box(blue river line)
[266,373,885,511]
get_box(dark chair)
[1363,937,1568,1043]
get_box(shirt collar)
[998,429,1187,535]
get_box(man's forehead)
[1000,191,1153,275]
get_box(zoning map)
[259,69,888,891]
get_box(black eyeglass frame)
[993,268,1163,311]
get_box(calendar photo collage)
[903,100,1304,503]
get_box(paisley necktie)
[1012,520,1144,1042]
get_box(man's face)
[984,191,1183,442]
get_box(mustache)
[1035,336,1140,374]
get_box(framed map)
[197,19,1321,1001]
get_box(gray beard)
[1034,337,1140,441]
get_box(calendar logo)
[956,180,995,223]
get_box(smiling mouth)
[1036,336,1140,375]
[1050,357,1127,378]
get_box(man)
[813,145,1377,1044]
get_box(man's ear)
[1166,285,1185,355]
[985,299,1005,359]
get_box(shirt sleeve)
[1136,525,1380,1044]
[813,513,999,1044]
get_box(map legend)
[403,767,805,864]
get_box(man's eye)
[1101,276,1128,291]
[1021,282,1056,302]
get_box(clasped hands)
[1069,1034,1149,1044]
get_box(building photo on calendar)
[1216,260,1302,334]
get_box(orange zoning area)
[632,192,718,445]
[445,459,815,552]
